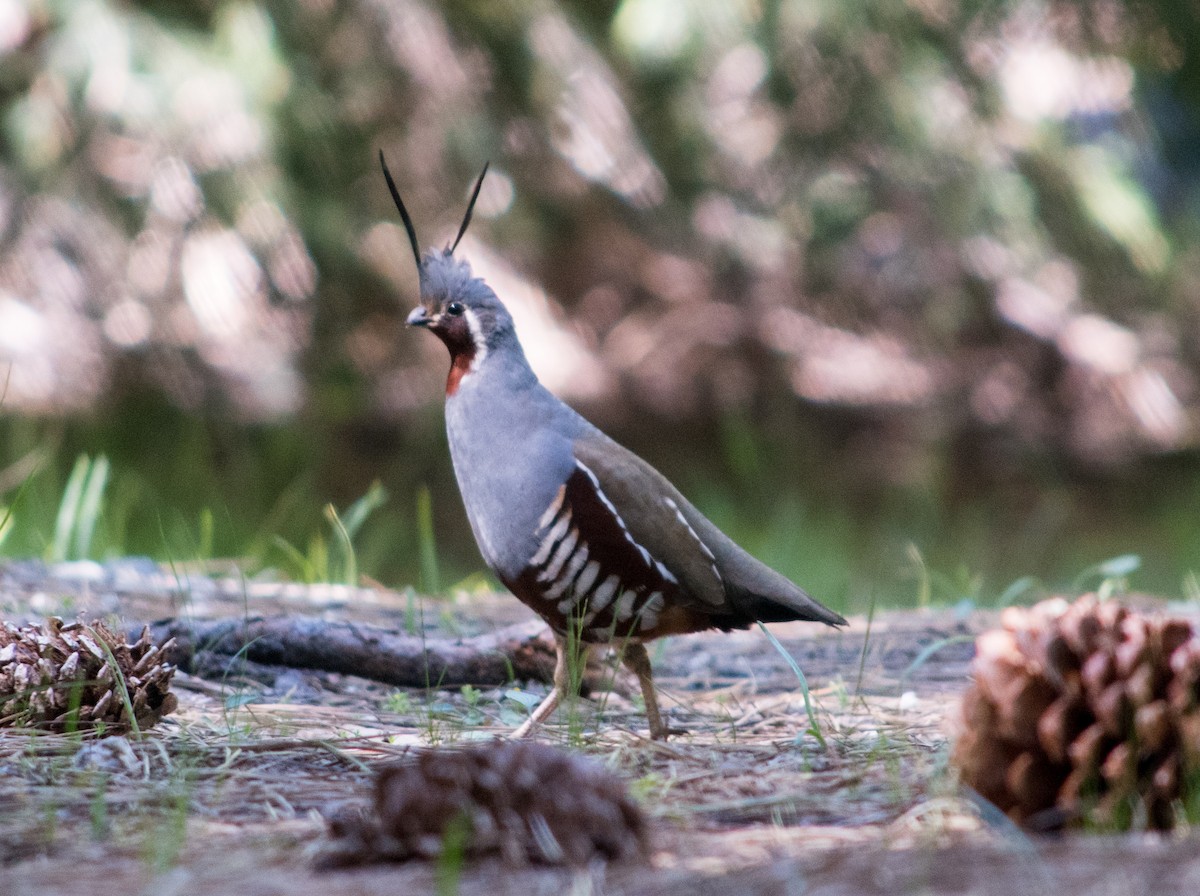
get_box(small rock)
[51,560,108,584]
[106,556,162,589]
[271,669,324,703]
[73,736,141,775]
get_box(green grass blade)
[308,533,329,583]
[756,621,826,749]
[72,454,110,559]
[897,634,975,692]
[271,534,314,582]
[906,543,931,608]
[50,455,90,562]
[95,630,142,741]
[322,482,388,586]
[198,507,214,562]
[325,502,357,586]
[435,812,470,896]
[340,481,388,541]
[0,451,45,553]
[417,485,440,595]
[854,590,876,706]
[1072,553,1141,592]
[998,575,1040,607]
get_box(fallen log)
[137,617,560,688]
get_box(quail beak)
[406,306,434,328]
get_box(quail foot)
[383,155,847,740]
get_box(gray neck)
[447,338,583,440]
[444,340,589,578]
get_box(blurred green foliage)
[0,0,1199,604]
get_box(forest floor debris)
[3,570,1199,895]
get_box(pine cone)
[0,618,177,733]
[319,741,648,868]
[954,595,1200,830]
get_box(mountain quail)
[383,155,847,739]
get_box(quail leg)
[512,634,593,738]
[621,641,667,740]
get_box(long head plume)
[379,153,491,269]
[451,162,490,254]
[379,151,421,270]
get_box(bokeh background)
[1,0,1199,610]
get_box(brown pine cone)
[0,617,177,733]
[954,595,1200,830]
[318,740,649,868]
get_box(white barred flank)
[588,574,621,613]
[537,485,567,531]
[538,527,579,583]
[580,575,622,626]
[561,543,591,583]
[545,544,589,600]
[639,591,666,631]
[573,560,602,597]
[530,510,572,568]
[525,461,685,632]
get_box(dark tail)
[737,583,847,628]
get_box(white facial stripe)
[530,511,572,568]
[663,496,722,583]
[461,307,489,372]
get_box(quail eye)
[446,301,465,317]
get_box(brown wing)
[571,433,729,611]
[575,432,846,629]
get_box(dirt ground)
[2,564,1199,895]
